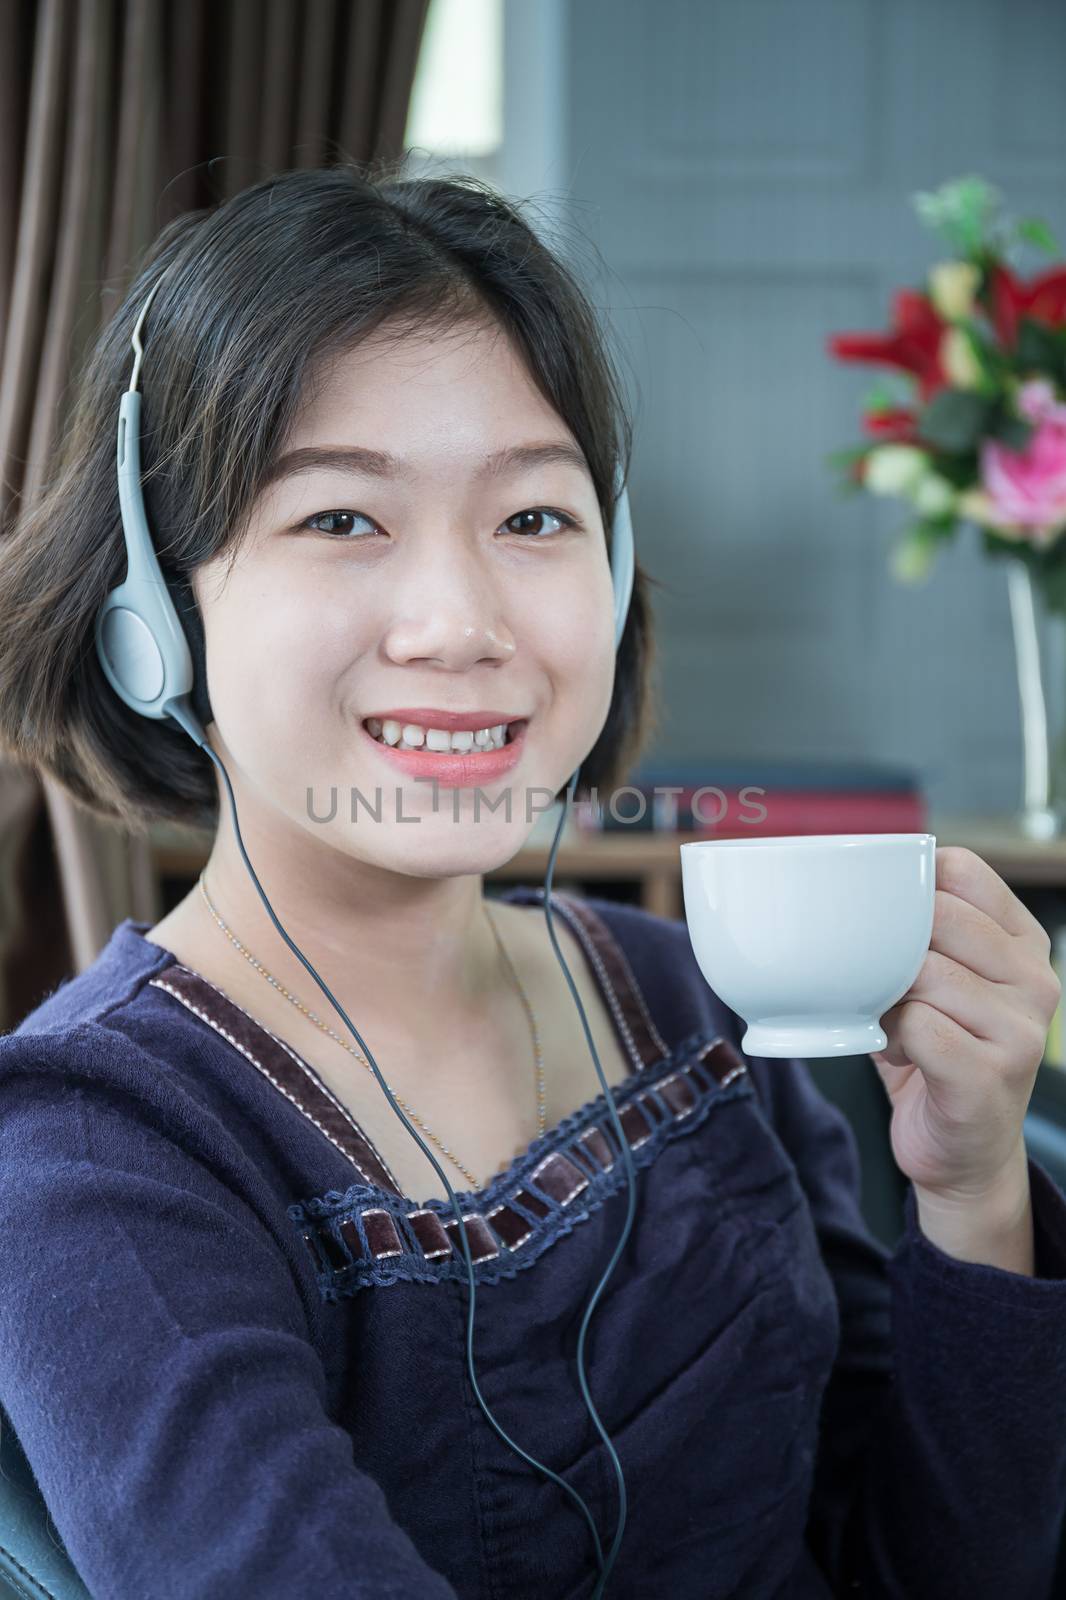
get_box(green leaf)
[825,445,869,470]
[987,409,1034,453]
[916,388,992,453]
[1034,560,1066,619]
[1015,316,1060,371]
[975,535,1066,608]
[889,517,959,584]
[1016,217,1062,257]
[934,453,981,488]
[862,380,904,414]
[825,444,870,496]
[912,175,1001,257]
[978,529,1025,563]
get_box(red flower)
[827,289,948,402]
[862,407,920,443]
[987,262,1066,348]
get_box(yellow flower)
[912,473,957,517]
[940,326,983,389]
[890,533,937,584]
[957,488,1027,540]
[864,444,930,496]
[928,260,980,321]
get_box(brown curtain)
[0,0,432,1029]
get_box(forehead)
[284,318,581,469]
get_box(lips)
[361,708,529,733]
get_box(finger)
[936,846,1047,945]
[869,1046,917,1104]
[929,888,1026,987]
[872,1008,911,1069]
[902,948,1036,1050]
[893,997,1000,1092]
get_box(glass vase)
[1005,555,1066,840]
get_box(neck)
[190,835,514,1049]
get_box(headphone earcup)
[95,570,195,719]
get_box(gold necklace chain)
[196,872,545,1190]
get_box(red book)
[576,787,926,836]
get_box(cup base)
[740,1015,887,1059]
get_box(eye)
[500,507,578,538]
[299,509,379,539]
[295,506,579,540]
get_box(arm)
[744,1049,1066,1600]
[0,1027,460,1600]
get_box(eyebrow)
[262,440,593,488]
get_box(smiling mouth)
[361,717,528,752]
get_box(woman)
[0,161,1064,1600]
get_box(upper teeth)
[365,718,512,752]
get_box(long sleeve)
[0,1025,460,1600]
[744,1048,1066,1600]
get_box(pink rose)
[980,379,1066,544]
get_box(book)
[575,758,928,837]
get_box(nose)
[380,539,517,670]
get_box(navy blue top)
[1,886,1065,1599]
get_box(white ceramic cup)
[679,833,937,1058]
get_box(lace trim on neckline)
[288,1032,750,1295]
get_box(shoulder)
[0,992,303,1304]
[10,916,175,1037]
[551,887,741,1057]
[0,1013,221,1170]
[0,925,252,1184]
[3,917,249,1113]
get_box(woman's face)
[192,315,617,876]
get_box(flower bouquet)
[827,175,1066,836]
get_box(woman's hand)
[870,845,1061,1208]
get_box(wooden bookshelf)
[147,812,1066,915]
[149,810,1066,922]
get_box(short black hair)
[0,156,659,833]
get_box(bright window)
[405,0,503,159]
